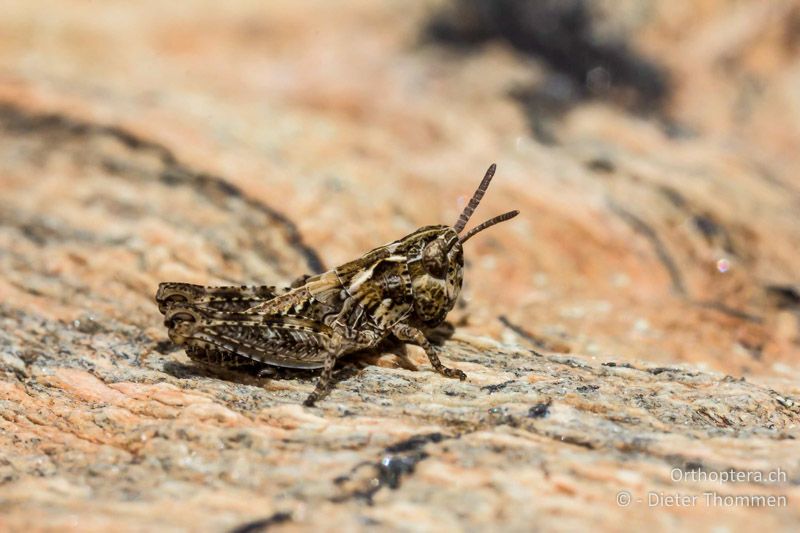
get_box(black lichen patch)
[528,400,551,418]
[332,433,449,504]
[481,380,515,394]
[426,0,671,131]
[376,454,425,490]
[647,367,680,375]
[385,432,444,453]
[602,361,633,369]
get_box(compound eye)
[170,311,196,322]
[422,240,447,278]
[164,308,199,329]
[157,292,189,314]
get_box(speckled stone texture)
[1,1,799,531]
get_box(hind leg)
[303,348,341,406]
[185,345,264,373]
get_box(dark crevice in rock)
[544,355,591,369]
[652,183,771,319]
[498,315,548,352]
[656,185,741,258]
[229,512,292,533]
[498,315,569,354]
[765,284,800,310]
[608,201,687,296]
[748,160,800,204]
[0,102,326,276]
[693,300,763,324]
[0,205,128,248]
[658,185,688,209]
[646,367,692,376]
[585,157,616,174]
[545,432,596,450]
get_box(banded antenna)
[453,163,496,233]
[459,210,519,244]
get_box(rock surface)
[1,1,799,531]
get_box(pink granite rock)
[0,1,798,531]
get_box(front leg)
[391,323,466,381]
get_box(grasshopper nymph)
[156,164,518,406]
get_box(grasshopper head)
[409,164,518,325]
[407,225,464,325]
[155,282,206,314]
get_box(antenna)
[453,163,496,233]
[459,210,519,244]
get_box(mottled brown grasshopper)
[156,164,518,405]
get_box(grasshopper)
[156,164,518,406]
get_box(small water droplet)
[716,258,730,273]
